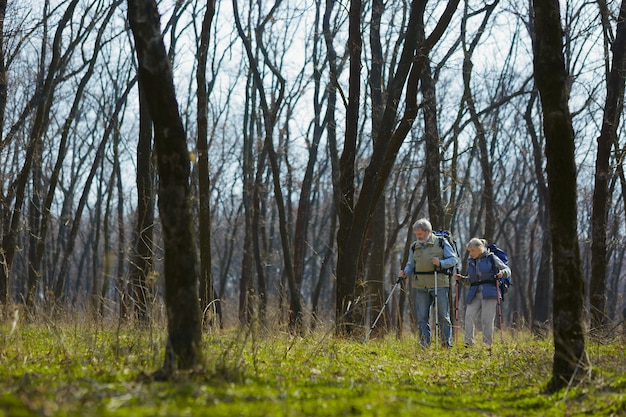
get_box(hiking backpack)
[485,243,511,298]
[434,230,461,276]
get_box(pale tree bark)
[532,0,590,392]
[127,0,203,373]
[590,0,626,335]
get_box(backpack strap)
[470,279,497,287]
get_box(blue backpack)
[434,230,461,276]
[486,243,511,299]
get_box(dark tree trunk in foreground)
[127,0,203,373]
[531,0,590,392]
[590,0,626,335]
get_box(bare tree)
[0,0,81,305]
[127,0,203,373]
[233,0,309,331]
[127,79,156,323]
[0,0,6,138]
[196,0,219,327]
[334,0,460,335]
[532,0,590,392]
[525,91,553,335]
[590,0,626,335]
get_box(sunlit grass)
[0,317,624,416]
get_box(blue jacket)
[464,251,511,302]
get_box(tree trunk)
[421,56,445,227]
[239,75,256,324]
[0,0,6,137]
[525,91,552,335]
[127,0,203,373]
[0,0,80,305]
[334,0,460,335]
[196,0,218,328]
[531,0,590,392]
[335,0,362,335]
[232,0,303,331]
[590,0,626,335]
[128,83,155,323]
[461,1,499,240]
[364,0,386,339]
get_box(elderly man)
[399,218,458,348]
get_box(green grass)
[1,318,625,416]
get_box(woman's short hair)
[412,218,432,232]
[466,237,487,250]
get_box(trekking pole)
[495,277,504,343]
[454,279,459,345]
[363,275,405,344]
[434,269,439,349]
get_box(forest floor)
[0,314,624,416]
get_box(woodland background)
[0,0,624,348]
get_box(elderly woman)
[454,238,510,350]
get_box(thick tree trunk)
[128,0,203,372]
[532,0,590,392]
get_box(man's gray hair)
[412,218,432,232]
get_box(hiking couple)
[399,219,510,349]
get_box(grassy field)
[0,316,624,416]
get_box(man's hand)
[399,270,407,278]
[431,257,441,267]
